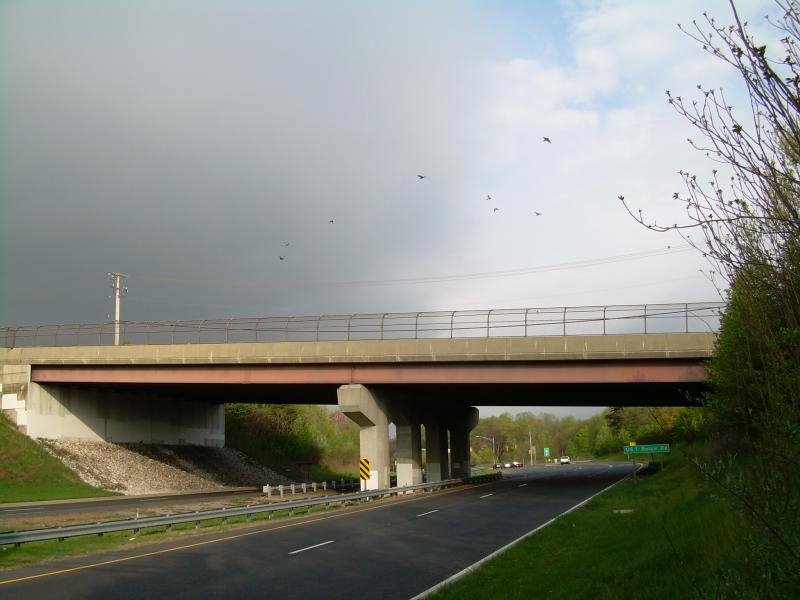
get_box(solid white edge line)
[288,540,335,555]
[518,484,527,487]
[416,510,439,517]
[409,464,642,600]
[479,494,493,499]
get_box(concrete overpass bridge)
[0,302,723,490]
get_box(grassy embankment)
[431,450,750,599]
[0,415,117,503]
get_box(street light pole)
[475,435,496,462]
[529,431,533,466]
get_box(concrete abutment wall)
[1,366,224,446]
[1,364,31,434]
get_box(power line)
[126,246,694,291]
[418,273,708,312]
[324,246,694,287]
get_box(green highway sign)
[543,448,550,458]
[623,443,670,454]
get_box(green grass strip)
[0,416,117,503]
[428,455,746,599]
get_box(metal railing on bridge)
[0,302,725,348]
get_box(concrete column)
[337,384,390,490]
[423,415,449,483]
[391,401,423,488]
[448,407,479,478]
[395,420,422,487]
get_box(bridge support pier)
[395,413,422,488]
[424,414,449,483]
[337,384,390,490]
[448,406,479,478]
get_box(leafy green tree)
[471,445,495,466]
[226,404,359,479]
[566,426,591,458]
[621,2,800,594]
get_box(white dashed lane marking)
[288,540,335,555]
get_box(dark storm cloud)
[0,1,484,324]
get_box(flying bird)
[493,207,499,213]
[534,211,542,216]
[486,194,492,201]
[617,195,624,201]
[279,256,286,261]
[282,242,290,247]
[417,174,427,179]
[329,219,335,224]
[543,137,551,143]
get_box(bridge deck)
[0,332,716,365]
[1,334,716,407]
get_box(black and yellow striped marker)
[359,458,370,480]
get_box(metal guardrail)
[0,303,725,348]
[0,474,501,547]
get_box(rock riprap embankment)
[40,440,293,495]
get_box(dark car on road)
[494,461,524,468]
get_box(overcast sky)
[0,1,773,419]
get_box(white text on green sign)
[623,443,670,454]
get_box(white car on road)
[559,456,571,464]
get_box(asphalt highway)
[0,489,266,519]
[0,462,631,599]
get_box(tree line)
[619,2,799,594]
[470,406,704,465]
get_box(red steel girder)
[30,359,707,386]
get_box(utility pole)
[107,272,128,346]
